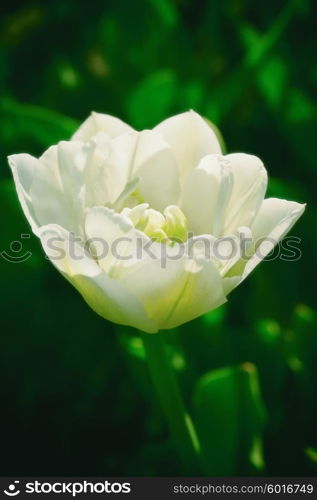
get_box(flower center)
[122,203,188,242]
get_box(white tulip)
[8,111,305,333]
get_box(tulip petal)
[9,142,86,236]
[222,153,268,235]
[8,153,40,235]
[9,135,136,235]
[72,111,134,141]
[81,131,134,207]
[120,251,227,330]
[224,197,306,294]
[86,206,227,329]
[39,223,158,333]
[85,205,153,278]
[180,155,233,236]
[77,130,173,210]
[131,130,180,211]
[154,110,222,180]
[245,197,306,276]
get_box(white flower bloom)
[8,111,305,333]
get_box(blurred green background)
[0,0,316,476]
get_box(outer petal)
[39,223,158,333]
[8,153,40,235]
[72,111,134,141]
[9,134,135,236]
[119,251,227,330]
[180,155,233,236]
[189,227,252,278]
[86,206,226,329]
[154,110,222,181]
[245,197,306,276]
[9,141,85,236]
[222,153,267,235]
[223,197,306,294]
[9,130,180,239]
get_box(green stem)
[141,331,202,474]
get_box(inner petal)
[180,154,233,237]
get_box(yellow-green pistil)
[122,203,188,242]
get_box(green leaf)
[239,24,261,53]
[291,304,317,369]
[256,57,287,109]
[193,363,266,475]
[256,319,281,345]
[306,447,317,467]
[266,177,306,201]
[148,0,178,28]
[0,98,79,148]
[120,334,146,361]
[127,70,177,128]
[202,305,226,327]
[179,80,205,110]
[285,89,316,123]
[243,1,297,68]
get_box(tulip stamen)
[122,203,188,243]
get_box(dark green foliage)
[0,0,316,476]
